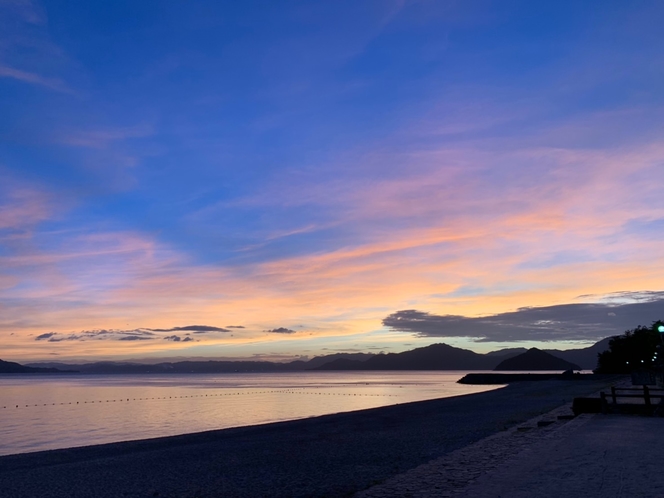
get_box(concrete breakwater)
[457,373,619,384]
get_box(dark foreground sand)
[0,378,619,498]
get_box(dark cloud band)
[34,324,232,342]
[267,327,296,334]
[383,293,664,342]
[148,325,230,333]
[163,335,194,342]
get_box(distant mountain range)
[8,337,612,374]
[312,340,607,371]
[315,343,492,370]
[23,353,376,374]
[485,338,612,370]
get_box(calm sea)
[0,371,500,456]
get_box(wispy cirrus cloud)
[0,184,58,231]
[0,0,73,94]
[0,65,72,93]
[56,125,154,149]
[0,0,46,24]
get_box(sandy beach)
[0,378,621,498]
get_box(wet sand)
[0,378,619,498]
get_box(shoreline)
[0,378,621,497]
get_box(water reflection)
[0,371,500,456]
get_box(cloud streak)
[149,325,231,333]
[32,325,231,343]
[0,65,72,93]
[57,125,154,149]
[35,329,156,342]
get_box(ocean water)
[0,371,501,456]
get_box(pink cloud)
[0,176,64,231]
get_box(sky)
[1,0,664,363]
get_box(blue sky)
[1,0,664,362]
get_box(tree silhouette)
[594,321,664,373]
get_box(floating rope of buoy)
[2,388,399,409]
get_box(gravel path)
[0,378,620,498]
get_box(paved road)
[463,414,664,498]
[358,411,664,498]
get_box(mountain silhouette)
[483,339,612,369]
[494,348,581,371]
[541,337,612,369]
[315,343,496,370]
[0,359,72,374]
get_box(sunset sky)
[2,1,664,363]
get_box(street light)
[657,325,664,386]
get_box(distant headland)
[0,359,76,374]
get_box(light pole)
[658,325,664,386]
